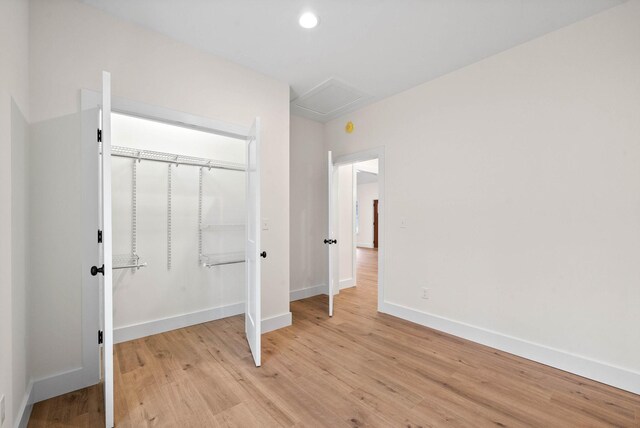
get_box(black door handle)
[91,264,104,276]
[331,239,337,244]
[324,239,338,244]
[260,251,267,259]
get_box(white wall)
[290,115,360,297]
[338,165,354,288]
[324,0,640,390]
[29,0,290,391]
[357,182,379,248]
[289,115,327,298]
[1,0,30,427]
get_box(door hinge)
[98,229,103,243]
[98,330,104,345]
[97,129,102,143]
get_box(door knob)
[260,251,267,259]
[324,239,330,244]
[331,239,337,244]
[91,264,104,276]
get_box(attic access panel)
[292,78,367,117]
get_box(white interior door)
[245,118,261,367]
[99,71,114,428]
[327,151,339,316]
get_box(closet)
[82,72,262,428]
[110,113,248,331]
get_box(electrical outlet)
[1,394,5,426]
[262,218,269,231]
[422,288,429,299]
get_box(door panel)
[245,118,261,366]
[100,71,114,428]
[327,151,339,316]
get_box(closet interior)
[109,112,247,338]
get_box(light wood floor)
[29,248,639,427]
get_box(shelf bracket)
[132,160,138,259]
[198,167,203,260]
[167,164,172,270]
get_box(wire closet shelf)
[110,145,246,172]
[197,167,246,268]
[112,254,147,270]
[107,145,247,270]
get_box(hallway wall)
[338,165,354,288]
[357,182,379,248]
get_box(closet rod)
[109,146,246,172]
[204,260,245,268]
[113,262,148,270]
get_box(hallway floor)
[28,248,639,427]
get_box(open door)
[95,71,114,428]
[245,118,261,366]
[327,151,339,316]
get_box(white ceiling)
[357,171,378,185]
[354,160,379,175]
[81,0,623,122]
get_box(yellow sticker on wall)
[345,121,354,134]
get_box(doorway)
[326,148,385,316]
[81,77,263,427]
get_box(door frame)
[351,166,358,289]
[245,118,261,367]
[332,147,385,312]
[80,89,256,392]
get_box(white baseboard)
[340,278,355,289]
[31,367,88,404]
[381,301,640,395]
[114,302,245,344]
[357,243,373,248]
[262,312,292,333]
[15,380,34,428]
[290,284,326,301]
[115,303,293,344]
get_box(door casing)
[329,147,385,313]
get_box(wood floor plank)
[29,248,640,427]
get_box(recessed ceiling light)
[299,12,319,29]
